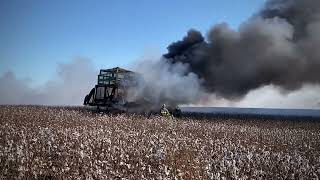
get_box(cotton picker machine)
[83,67,182,116]
[83,67,140,112]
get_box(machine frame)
[83,67,137,110]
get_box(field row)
[0,106,320,179]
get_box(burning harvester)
[83,67,140,111]
[83,67,182,116]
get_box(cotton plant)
[0,105,320,179]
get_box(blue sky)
[0,0,264,85]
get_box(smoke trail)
[0,58,96,105]
[164,0,320,100]
[127,57,206,110]
[235,84,320,109]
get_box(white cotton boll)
[148,165,152,174]
[80,150,84,159]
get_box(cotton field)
[0,106,320,179]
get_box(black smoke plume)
[164,0,320,100]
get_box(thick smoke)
[127,57,206,110]
[0,58,96,105]
[192,85,320,109]
[235,85,320,109]
[164,0,320,100]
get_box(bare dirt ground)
[0,105,320,179]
